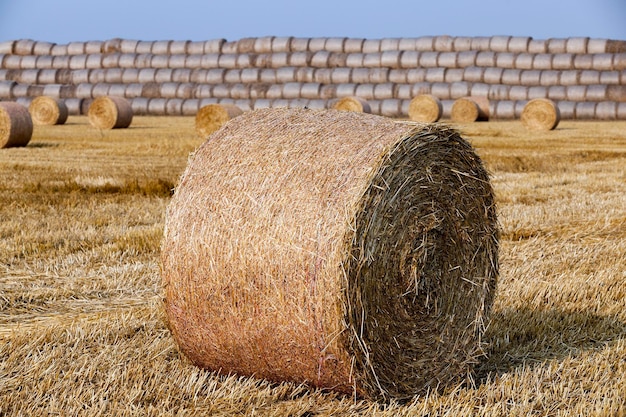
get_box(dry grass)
[1,116,626,415]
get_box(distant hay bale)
[0,102,33,148]
[88,96,133,129]
[28,96,68,125]
[332,96,371,113]
[162,108,499,401]
[521,98,560,130]
[451,97,490,122]
[195,104,243,138]
[408,94,442,122]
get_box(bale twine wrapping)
[451,97,490,122]
[408,94,442,122]
[332,96,371,113]
[28,96,68,125]
[161,108,499,401]
[521,98,560,130]
[88,96,133,129]
[195,104,243,138]
[0,102,33,148]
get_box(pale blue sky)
[1,0,625,43]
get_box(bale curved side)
[0,102,33,148]
[195,104,244,138]
[88,96,133,129]
[161,108,499,401]
[28,96,68,125]
[520,98,560,130]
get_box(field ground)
[1,115,625,416]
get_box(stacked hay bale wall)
[1,36,625,119]
[161,107,499,401]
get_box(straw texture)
[451,97,490,122]
[0,101,33,148]
[87,96,133,129]
[194,103,243,138]
[408,94,443,122]
[162,108,499,401]
[332,96,371,113]
[520,98,560,130]
[28,96,68,125]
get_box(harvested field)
[1,116,625,415]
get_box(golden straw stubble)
[451,97,489,123]
[162,108,499,401]
[88,96,133,129]
[521,98,561,131]
[332,96,371,113]
[0,101,33,148]
[28,96,68,125]
[408,94,442,123]
[195,104,243,138]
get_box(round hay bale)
[451,97,489,122]
[521,98,560,130]
[332,96,371,113]
[28,96,68,125]
[88,96,133,129]
[195,104,243,138]
[515,53,535,70]
[0,102,33,148]
[408,94,442,122]
[162,108,499,401]
[507,36,531,52]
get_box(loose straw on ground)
[451,97,490,122]
[88,96,133,129]
[520,98,561,131]
[408,94,442,122]
[28,96,68,125]
[195,104,243,138]
[332,96,371,113]
[0,102,33,148]
[162,108,499,401]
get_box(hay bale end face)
[521,98,561,131]
[194,104,243,138]
[28,96,68,125]
[162,108,499,401]
[87,96,133,129]
[0,102,33,148]
[332,96,371,113]
[408,94,443,123]
[451,96,490,123]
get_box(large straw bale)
[408,94,442,122]
[162,108,499,401]
[88,96,133,129]
[0,102,33,148]
[521,98,560,130]
[451,96,489,122]
[332,96,371,113]
[195,103,243,138]
[28,96,68,125]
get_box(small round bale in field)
[28,96,68,125]
[451,96,490,123]
[195,103,243,138]
[332,96,371,113]
[88,96,133,129]
[408,94,443,122]
[162,107,499,401]
[0,102,33,148]
[521,98,560,131]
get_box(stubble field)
[1,115,625,416]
